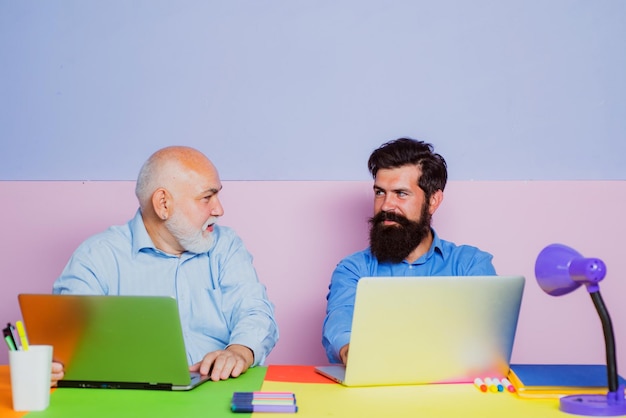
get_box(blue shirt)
[322,229,496,363]
[53,210,279,366]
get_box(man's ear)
[428,189,444,215]
[151,188,170,220]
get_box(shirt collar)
[408,228,445,265]
[130,209,158,255]
[129,209,214,260]
[431,228,444,255]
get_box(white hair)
[134,146,210,210]
[134,155,160,209]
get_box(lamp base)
[560,386,626,416]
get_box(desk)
[1,365,571,417]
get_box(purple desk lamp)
[535,243,626,416]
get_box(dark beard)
[368,206,431,263]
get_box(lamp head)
[534,243,606,296]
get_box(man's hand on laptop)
[339,344,350,365]
[50,361,64,387]
[190,344,254,381]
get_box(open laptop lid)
[18,294,210,391]
[316,275,525,387]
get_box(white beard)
[165,212,217,254]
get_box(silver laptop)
[316,275,525,387]
[18,294,211,391]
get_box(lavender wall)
[1,1,625,181]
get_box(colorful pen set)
[2,321,29,352]
[474,377,515,393]
[231,391,298,413]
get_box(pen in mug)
[10,324,21,350]
[15,320,29,351]
[2,324,17,351]
[4,334,16,351]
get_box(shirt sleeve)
[322,255,363,363]
[213,231,279,366]
[52,238,114,295]
[455,246,497,276]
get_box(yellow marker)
[484,377,498,393]
[15,320,29,351]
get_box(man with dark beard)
[322,138,496,364]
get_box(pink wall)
[1,181,625,369]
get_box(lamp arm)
[590,290,619,393]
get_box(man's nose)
[211,197,225,217]
[380,195,397,213]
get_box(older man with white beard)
[51,146,278,386]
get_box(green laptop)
[18,294,211,391]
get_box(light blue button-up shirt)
[53,210,278,366]
[322,229,496,363]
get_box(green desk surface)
[1,365,579,417]
[1,365,266,418]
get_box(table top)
[1,365,572,417]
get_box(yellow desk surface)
[0,365,574,417]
